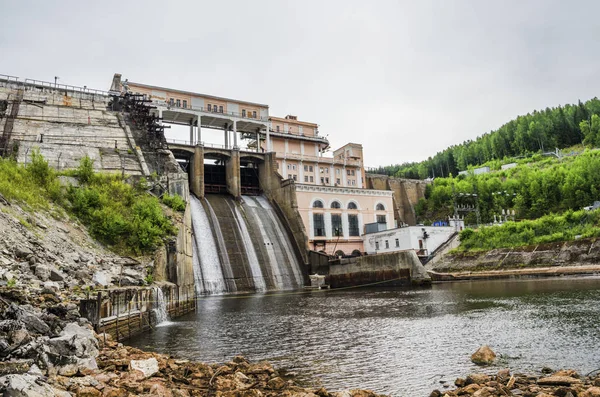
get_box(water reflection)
[128,276,600,396]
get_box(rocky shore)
[0,287,385,397]
[429,368,600,397]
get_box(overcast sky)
[2,0,600,167]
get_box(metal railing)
[156,100,269,122]
[0,73,110,97]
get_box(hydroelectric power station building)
[114,75,394,257]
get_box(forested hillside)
[416,149,600,225]
[371,98,600,179]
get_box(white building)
[363,224,461,256]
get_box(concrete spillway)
[190,195,304,294]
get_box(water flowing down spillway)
[190,194,304,294]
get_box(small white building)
[362,223,461,256]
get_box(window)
[313,200,324,208]
[309,166,313,172]
[292,164,296,171]
[313,213,325,236]
[331,214,342,236]
[351,180,355,186]
[213,105,218,113]
[304,176,308,182]
[376,203,385,211]
[320,177,324,184]
[347,169,351,176]
[385,240,389,249]
[331,201,341,209]
[183,100,187,109]
[292,174,297,181]
[348,214,359,236]
[252,111,257,118]
[395,238,400,247]
[287,164,291,170]
[351,170,355,176]
[325,177,329,184]
[310,176,314,182]
[325,168,329,174]
[170,98,174,106]
[320,167,324,173]
[348,202,357,210]
[276,125,280,132]
[176,99,181,107]
[242,109,246,117]
[377,215,386,224]
[336,169,340,175]
[219,105,223,113]
[207,104,212,111]
[304,165,308,171]
[336,178,341,185]
[375,241,379,250]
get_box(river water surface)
[129,277,600,396]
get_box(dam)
[191,194,304,294]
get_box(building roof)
[269,115,318,128]
[127,81,269,108]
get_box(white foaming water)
[256,196,303,286]
[190,196,227,294]
[153,287,172,327]
[204,198,237,293]
[228,200,266,292]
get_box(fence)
[79,285,195,342]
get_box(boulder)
[471,345,496,365]
[49,268,66,282]
[537,376,582,386]
[130,357,159,379]
[34,265,50,282]
[581,387,600,397]
[42,281,60,295]
[16,308,50,335]
[0,374,71,397]
[92,271,110,286]
[267,377,287,390]
[15,247,33,259]
[46,323,99,375]
[466,374,491,385]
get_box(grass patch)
[458,209,600,252]
[0,153,176,255]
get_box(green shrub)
[77,156,95,184]
[162,194,186,212]
[458,209,600,252]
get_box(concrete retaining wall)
[328,251,431,288]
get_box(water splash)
[190,196,227,295]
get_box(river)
[129,276,600,396]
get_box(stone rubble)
[0,288,385,397]
[0,200,149,291]
[430,368,600,397]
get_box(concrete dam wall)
[190,194,305,294]
[365,174,429,226]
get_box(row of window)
[241,109,257,118]
[375,238,401,250]
[313,200,358,210]
[169,98,188,108]
[165,99,259,119]
[312,200,385,211]
[313,213,360,237]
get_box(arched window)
[331,201,341,209]
[335,250,345,258]
[376,203,385,211]
[351,249,362,257]
[347,202,358,210]
[313,200,324,208]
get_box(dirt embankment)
[429,238,600,279]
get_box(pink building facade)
[263,115,394,256]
